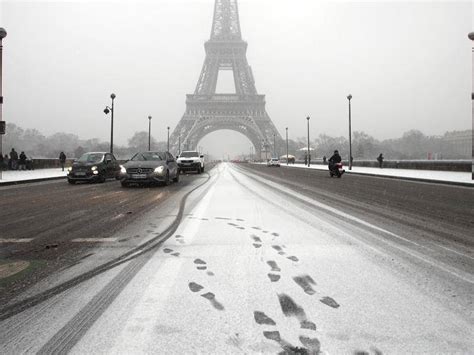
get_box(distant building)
[443,130,471,157]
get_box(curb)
[277,164,474,188]
[0,176,67,186]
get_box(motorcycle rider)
[328,150,341,172]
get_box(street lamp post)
[306,116,310,167]
[273,133,276,158]
[469,33,474,180]
[262,139,268,161]
[148,115,152,151]
[178,135,181,156]
[286,127,289,165]
[167,126,170,152]
[0,28,7,180]
[347,94,353,170]
[103,93,116,154]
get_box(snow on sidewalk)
[0,168,67,184]
[258,162,474,185]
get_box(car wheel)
[164,171,171,186]
[68,179,76,185]
[173,171,180,183]
[121,181,129,188]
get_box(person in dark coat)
[59,151,66,171]
[10,148,18,170]
[5,154,10,170]
[377,153,384,168]
[323,156,327,165]
[18,151,27,170]
[328,150,341,173]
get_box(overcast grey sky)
[1,0,472,156]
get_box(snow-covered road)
[1,163,472,354]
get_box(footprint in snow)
[253,310,319,354]
[272,245,286,256]
[267,260,281,282]
[293,275,317,295]
[163,248,180,257]
[193,258,215,276]
[251,235,262,248]
[188,282,224,311]
[278,293,317,331]
[320,296,340,308]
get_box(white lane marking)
[436,244,474,261]
[232,166,474,285]
[0,238,34,243]
[71,238,118,243]
[153,192,164,201]
[91,191,124,200]
[111,213,125,221]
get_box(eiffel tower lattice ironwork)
[169,0,282,158]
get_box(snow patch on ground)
[0,168,67,183]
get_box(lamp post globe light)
[103,93,116,154]
[347,94,353,170]
[306,116,310,167]
[148,115,152,151]
[0,28,7,181]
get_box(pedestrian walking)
[18,151,27,170]
[10,148,18,170]
[323,155,327,165]
[4,154,10,170]
[377,153,384,168]
[59,151,66,171]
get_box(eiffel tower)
[169,0,282,158]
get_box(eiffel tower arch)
[169,0,282,159]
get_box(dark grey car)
[118,151,179,187]
[67,152,120,184]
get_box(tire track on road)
[0,172,214,322]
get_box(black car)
[67,152,120,184]
[118,151,179,187]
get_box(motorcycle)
[329,162,345,178]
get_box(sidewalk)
[263,163,474,187]
[0,169,67,185]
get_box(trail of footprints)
[180,218,342,353]
[248,225,340,353]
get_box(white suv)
[267,158,281,167]
[177,151,205,174]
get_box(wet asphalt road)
[0,168,213,303]
[237,163,473,250]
